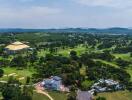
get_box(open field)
[33,92,50,100]
[95,91,132,100]
[48,91,67,100]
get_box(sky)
[0,0,132,28]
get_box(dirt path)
[35,89,54,100]
[35,83,54,100]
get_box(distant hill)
[0,28,132,34]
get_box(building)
[5,41,30,54]
[90,79,123,93]
[41,76,62,91]
[76,90,93,100]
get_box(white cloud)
[18,0,34,2]
[75,0,132,8]
[0,6,61,19]
[0,6,62,28]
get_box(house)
[41,76,62,91]
[76,90,93,100]
[5,41,30,54]
[91,79,123,93]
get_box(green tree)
[126,82,132,92]
[8,76,20,84]
[0,69,4,77]
[130,52,132,57]
[20,86,33,100]
[26,76,31,84]
[81,80,94,91]
[2,78,33,100]
[70,50,78,60]
[2,84,22,100]
[67,92,76,100]
[10,55,27,68]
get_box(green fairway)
[0,67,35,83]
[38,44,88,57]
[38,49,50,57]
[58,45,90,56]
[113,53,132,61]
[95,91,132,100]
[94,59,119,68]
[2,67,34,77]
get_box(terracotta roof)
[76,91,92,100]
[5,41,30,51]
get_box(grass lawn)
[95,91,132,100]
[0,91,67,100]
[48,91,67,100]
[33,92,50,100]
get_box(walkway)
[35,83,54,100]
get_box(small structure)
[41,76,69,91]
[5,41,30,54]
[76,90,93,100]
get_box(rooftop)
[42,76,62,91]
[77,91,93,100]
[5,41,30,51]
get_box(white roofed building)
[5,41,30,54]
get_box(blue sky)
[0,0,132,28]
